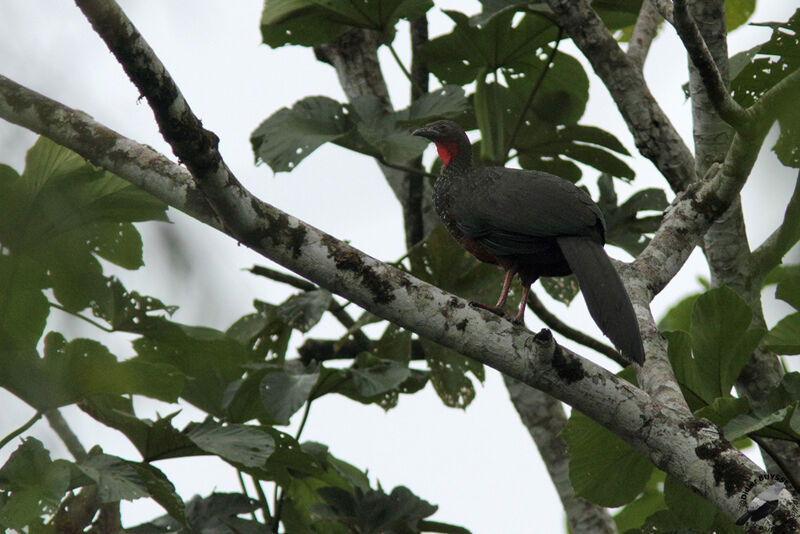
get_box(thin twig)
[526,291,627,367]
[0,411,42,450]
[236,470,260,523]
[387,42,426,97]
[46,409,87,460]
[249,265,371,346]
[504,27,564,159]
[251,475,273,525]
[49,301,113,332]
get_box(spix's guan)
[413,120,645,365]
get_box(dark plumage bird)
[413,120,645,365]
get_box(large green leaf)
[423,10,559,85]
[0,332,183,411]
[260,0,432,47]
[597,174,666,256]
[128,492,260,533]
[776,273,800,310]
[78,451,150,502]
[732,9,800,166]
[0,438,73,530]
[612,470,667,533]
[260,363,320,424]
[765,313,800,355]
[313,485,437,532]
[562,409,653,507]
[0,255,49,349]
[726,0,755,32]
[132,320,259,417]
[186,419,276,468]
[81,396,200,462]
[276,289,332,333]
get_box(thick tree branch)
[1,74,795,530]
[627,0,661,71]
[504,377,617,534]
[670,0,748,129]
[545,0,696,192]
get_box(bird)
[412,119,645,365]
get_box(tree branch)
[545,0,696,192]
[627,0,662,71]
[46,409,87,461]
[670,0,748,129]
[1,74,794,528]
[504,377,617,534]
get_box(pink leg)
[513,284,531,324]
[494,269,516,309]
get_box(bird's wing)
[448,167,605,256]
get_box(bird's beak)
[412,127,432,139]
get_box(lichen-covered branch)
[627,0,661,70]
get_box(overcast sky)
[0,1,797,532]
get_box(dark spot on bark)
[551,345,585,384]
[456,319,468,331]
[695,440,750,498]
[534,328,553,343]
[771,508,800,533]
[255,209,307,259]
[323,235,394,305]
[679,417,716,436]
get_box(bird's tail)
[556,236,645,364]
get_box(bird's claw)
[469,301,507,317]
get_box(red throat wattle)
[435,139,459,166]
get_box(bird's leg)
[512,284,531,325]
[469,268,516,317]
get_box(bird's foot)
[469,301,508,318]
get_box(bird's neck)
[440,134,473,177]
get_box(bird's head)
[412,120,470,168]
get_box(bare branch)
[545,0,696,191]
[1,74,794,528]
[627,0,662,70]
[45,409,87,461]
[670,0,748,129]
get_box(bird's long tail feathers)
[556,236,645,364]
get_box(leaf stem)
[0,411,42,450]
[250,474,272,524]
[504,27,564,159]
[49,301,113,332]
[387,42,426,96]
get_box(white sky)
[0,1,797,532]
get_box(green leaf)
[0,333,183,411]
[128,492,259,532]
[0,255,49,348]
[133,320,258,417]
[80,396,200,462]
[726,0,755,32]
[277,289,332,333]
[129,462,186,525]
[260,364,320,425]
[314,485,437,532]
[423,10,559,85]
[694,396,750,427]
[765,313,800,355]
[251,96,351,172]
[562,409,652,507]
[731,9,800,166]
[776,274,800,310]
[663,475,727,532]
[419,338,482,409]
[398,86,468,123]
[690,286,765,399]
[78,451,150,502]
[260,0,432,47]
[598,174,667,256]
[0,438,72,529]
[350,353,411,397]
[658,293,699,332]
[351,95,429,164]
[187,419,275,468]
[612,470,667,533]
